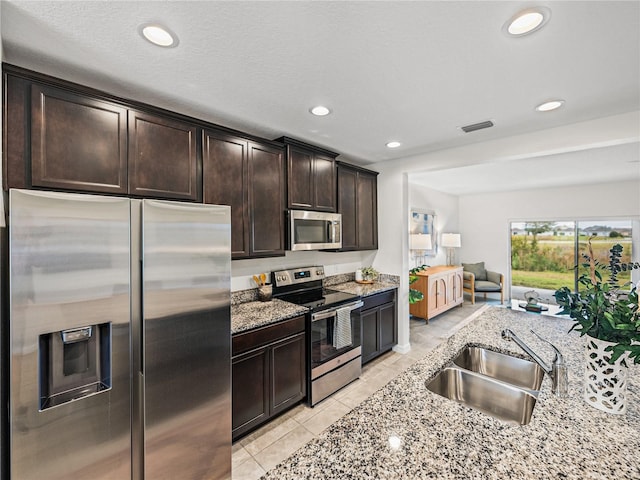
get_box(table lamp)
[441,233,461,266]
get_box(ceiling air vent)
[461,120,494,133]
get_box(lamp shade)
[441,233,461,248]
[410,233,432,251]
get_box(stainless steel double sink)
[426,346,545,425]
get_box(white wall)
[458,180,640,298]
[370,113,640,354]
[231,250,376,291]
[408,182,459,266]
[369,167,410,352]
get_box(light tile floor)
[232,298,498,480]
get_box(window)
[510,219,637,302]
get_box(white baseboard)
[392,342,411,354]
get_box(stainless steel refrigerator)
[7,189,232,480]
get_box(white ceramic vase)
[584,336,628,414]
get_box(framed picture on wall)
[410,208,437,256]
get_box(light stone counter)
[261,306,639,479]
[231,280,397,335]
[330,280,398,297]
[231,299,308,335]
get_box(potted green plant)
[409,265,428,304]
[360,266,379,282]
[554,239,640,414]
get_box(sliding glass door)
[510,220,635,303]
[577,221,634,289]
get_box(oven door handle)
[311,300,363,322]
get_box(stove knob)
[316,269,323,275]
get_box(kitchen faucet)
[501,328,569,397]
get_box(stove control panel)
[272,266,325,287]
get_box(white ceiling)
[1,1,639,194]
[410,142,640,195]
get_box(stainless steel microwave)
[288,210,342,251]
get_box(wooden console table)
[410,266,464,322]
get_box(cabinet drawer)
[232,315,305,356]
[361,290,396,311]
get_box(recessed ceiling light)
[139,24,178,47]
[386,141,401,148]
[535,100,565,112]
[310,106,331,116]
[504,7,551,36]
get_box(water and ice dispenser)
[39,323,112,410]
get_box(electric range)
[272,266,363,406]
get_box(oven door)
[289,210,342,250]
[310,301,362,370]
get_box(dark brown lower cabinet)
[360,290,398,364]
[271,334,306,415]
[232,316,306,440]
[232,347,269,437]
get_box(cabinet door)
[337,164,378,251]
[409,275,428,319]
[361,308,380,364]
[436,277,449,310]
[378,302,397,353]
[128,110,199,200]
[31,83,128,194]
[271,333,306,415]
[426,276,440,317]
[313,153,336,212]
[287,146,314,209]
[450,270,464,304]
[5,74,30,189]
[232,346,269,439]
[356,172,378,250]
[248,142,285,257]
[203,130,249,257]
[337,166,358,250]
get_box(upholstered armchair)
[462,262,504,304]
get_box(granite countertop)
[231,281,397,335]
[262,306,639,479]
[330,280,398,297]
[231,299,308,335]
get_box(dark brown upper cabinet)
[30,83,128,194]
[4,66,200,201]
[128,110,198,201]
[247,142,285,257]
[277,137,337,212]
[203,129,285,259]
[337,161,379,251]
[203,130,249,257]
